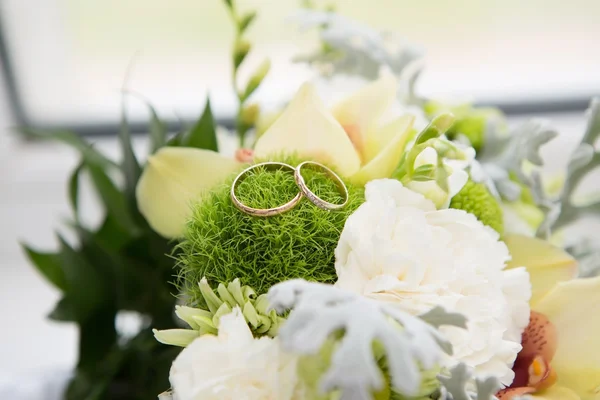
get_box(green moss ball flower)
[176,155,364,304]
[450,179,504,234]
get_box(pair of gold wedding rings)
[230,161,349,217]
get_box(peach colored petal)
[235,148,254,163]
[520,312,557,362]
[497,387,536,399]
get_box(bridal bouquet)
[23,2,599,400]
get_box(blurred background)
[0,0,598,383]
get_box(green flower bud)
[240,103,260,127]
[450,179,504,234]
[233,39,251,69]
[153,277,285,347]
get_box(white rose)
[334,179,531,386]
[168,308,299,400]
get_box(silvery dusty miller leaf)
[267,279,464,400]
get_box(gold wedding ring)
[231,162,302,217]
[294,161,349,211]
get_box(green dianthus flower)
[450,180,504,234]
[176,155,364,305]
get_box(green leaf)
[412,164,435,181]
[435,159,450,192]
[58,236,106,321]
[166,131,184,147]
[414,113,455,145]
[182,98,219,151]
[233,39,251,69]
[242,59,271,101]
[49,297,77,321]
[86,162,139,234]
[238,11,256,33]
[20,128,117,170]
[118,106,142,204]
[223,0,233,9]
[94,215,133,251]
[68,161,84,220]
[147,103,168,154]
[22,245,67,291]
[77,307,117,372]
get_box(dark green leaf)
[58,235,106,321]
[238,11,256,33]
[182,98,219,151]
[86,162,139,234]
[68,161,84,220]
[223,0,233,8]
[94,215,133,251]
[20,128,117,170]
[77,307,117,372]
[118,106,142,204]
[49,297,77,321]
[22,245,67,290]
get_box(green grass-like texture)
[176,155,365,305]
[450,179,504,235]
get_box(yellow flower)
[136,147,240,238]
[137,77,417,238]
[503,235,600,400]
[254,74,416,185]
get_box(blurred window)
[1,0,599,129]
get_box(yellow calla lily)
[253,82,362,176]
[254,77,415,185]
[534,276,600,400]
[531,385,581,400]
[504,234,578,305]
[503,235,600,400]
[136,147,240,238]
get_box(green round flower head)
[176,155,364,305]
[450,179,504,235]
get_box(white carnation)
[334,179,531,386]
[168,308,299,400]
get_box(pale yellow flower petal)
[136,147,240,238]
[153,328,199,347]
[504,235,578,305]
[254,83,361,176]
[530,385,581,400]
[533,276,600,400]
[349,115,414,186]
[331,74,397,160]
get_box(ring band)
[294,161,349,211]
[231,162,302,217]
